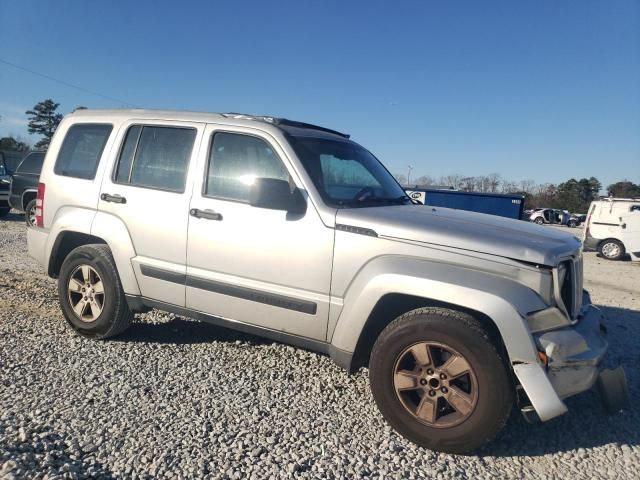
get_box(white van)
[583,198,640,261]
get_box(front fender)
[329,255,546,365]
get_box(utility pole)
[407,165,413,186]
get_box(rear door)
[98,120,204,306]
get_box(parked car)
[0,157,10,218]
[529,208,569,225]
[583,198,640,261]
[1,150,28,217]
[567,213,587,228]
[27,109,628,453]
[8,151,46,226]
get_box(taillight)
[35,182,45,228]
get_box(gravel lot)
[1,212,639,479]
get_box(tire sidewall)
[370,313,512,452]
[58,247,120,338]
[25,199,37,227]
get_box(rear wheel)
[568,219,577,228]
[24,199,37,227]
[598,239,625,261]
[369,307,513,454]
[58,244,132,339]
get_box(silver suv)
[28,109,627,453]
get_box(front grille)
[557,256,583,320]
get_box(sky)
[0,0,638,188]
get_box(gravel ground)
[1,212,639,479]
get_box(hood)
[336,205,581,266]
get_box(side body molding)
[329,256,547,365]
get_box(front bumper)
[514,293,626,421]
[537,303,607,399]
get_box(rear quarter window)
[54,124,113,179]
[16,152,45,175]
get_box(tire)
[369,307,513,454]
[598,239,625,261]
[568,220,577,228]
[0,207,9,218]
[24,199,37,227]
[58,244,133,339]
[534,217,544,225]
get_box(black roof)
[221,113,350,139]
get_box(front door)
[98,120,203,306]
[186,125,333,340]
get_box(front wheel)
[534,217,544,225]
[0,207,9,218]
[58,244,133,339]
[369,307,513,453]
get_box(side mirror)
[249,178,306,213]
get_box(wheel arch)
[348,293,507,372]
[21,189,38,210]
[328,257,546,372]
[46,210,140,296]
[48,231,107,278]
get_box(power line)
[0,58,138,107]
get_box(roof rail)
[599,197,640,202]
[222,113,350,139]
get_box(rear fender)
[91,211,140,295]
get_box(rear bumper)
[27,227,48,267]
[514,293,623,421]
[583,236,600,251]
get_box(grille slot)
[556,256,583,320]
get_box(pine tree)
[26,99,63,150]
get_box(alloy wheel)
[67,265,105,322]
[27,204,37,226]
[393,341,478,428]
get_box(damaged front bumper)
[513,292,628,422]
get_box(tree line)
[395,172,640,213]
[1,98,638,213]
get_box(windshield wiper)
[342,195,412,207]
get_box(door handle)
[190,208,223,221]
[101,193,127,204]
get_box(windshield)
[289,136,410,208]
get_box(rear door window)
[17,152,45,175]
[114,125,196,192]
[54,124,113,179]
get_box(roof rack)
[222,113,350,139]
[599,197,640,202]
